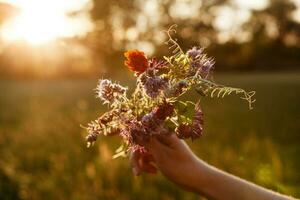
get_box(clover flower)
[124,50,149,75]
[96,79,127,104]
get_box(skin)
[130,134,296,200]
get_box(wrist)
[178,157,211,194]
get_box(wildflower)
[175,102,204,140]
[120,119,148,146]
[187,46,204,59]
[96,79,127,104]
[139,74,168,98]
[153,101,174,120]
[141,112,169,136]
[124,50,149,74]
[141,112,161,133]
[187,46,214,78]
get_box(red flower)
[154,101,174,120]
[124,50,149,74]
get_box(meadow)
[0,72,299,199]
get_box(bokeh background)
[0,0,300,199]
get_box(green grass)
[0,72,299,199]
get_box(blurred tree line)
[0,0,300,78]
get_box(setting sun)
[0,0,93,45]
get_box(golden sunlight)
[0,0,93,45]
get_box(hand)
[130,134,206,192]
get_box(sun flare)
[1,0,93,45]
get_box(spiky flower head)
[96,79,127,104]
[124,50,149,75]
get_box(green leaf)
[174,101,196,124]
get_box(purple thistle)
[96,79,127,104]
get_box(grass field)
[0,72,299,199]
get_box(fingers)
[155,133,180,149]
[130,150,157,176]
[130,151,142,176]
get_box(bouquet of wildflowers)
[84,25,255,158]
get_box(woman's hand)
[130,134,295,200]
[130,134,206,192]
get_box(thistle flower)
[139,74,168,98]
[124,50,149,75]
[96,79,127,104]
[176,102,204,140]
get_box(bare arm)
[130,134,295,200]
